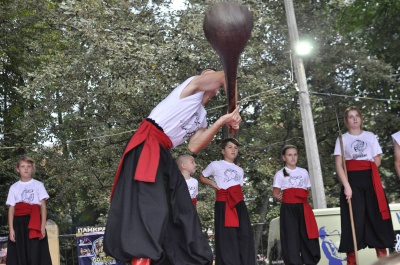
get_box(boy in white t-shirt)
[5,155,52,265]
[176,154,199,207]
[200,138,255,265]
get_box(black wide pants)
[104,143,213,265]
[338,169,394,252]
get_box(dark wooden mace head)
[203,2,253,135]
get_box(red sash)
[14,202,42,239]
[110,119,172,200]
[346,160,390,220]
[191,198,197,207]
[282,188,319,239]
[216,185,243,227]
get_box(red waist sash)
[191,198,197,207]
[346,160,390,220]
[14,202,42,239]
[216,185,243,227]
[282,188,319,239]
[110,119,172,200]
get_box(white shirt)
[186,177,198,199]
[273,167,311,190]
[148,77,207,148]
[202,160,244,190]
[6,179,49,206]
[392,131,400,145]
[334,131,382,161]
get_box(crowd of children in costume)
[4,67,400,265]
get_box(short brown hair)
[221,138,240,149]
[15,155,36,174]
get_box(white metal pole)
[283,0,326,208]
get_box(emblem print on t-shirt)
[188,186,197,198]
[181,112,201,141]
[289,175,304,187]
[223,168,239,183]
[21,189,34,203]
[351,139,367,159]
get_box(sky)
[171,0,186,10]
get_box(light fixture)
[295,40,313,56]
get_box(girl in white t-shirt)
[273,145,320,265]
[5,156,52,265]
[200,138,255,265]
[334,106,394,263]
[392,131,400,179]
[176,154,199,207]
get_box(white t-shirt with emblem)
[6,179,49,206]
[148,77,207,148]
[392,131,400,145]
[273,167,311,191]
[186,177,198,199]
[202,160,244,190]
[334,131,382,161]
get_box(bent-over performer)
[104,69,242,265]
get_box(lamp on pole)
[283,0,326,209]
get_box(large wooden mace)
[203,2,253,135]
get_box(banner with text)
[76,226,123,265]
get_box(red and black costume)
[273,167,321,265]
[202,160,255,265]
[105,119,212,264]
[334,131,394,256]
[104,77,213,265]
[338,160,394,252]
[6,179,52,265]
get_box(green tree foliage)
[0,0,63,232]
[336,0,400,71]
[330,0,400,202]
